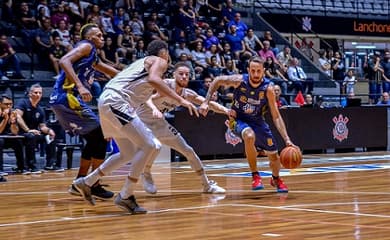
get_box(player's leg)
[161,132,226,194]
[234,120,263,190]
[253,122,288,193]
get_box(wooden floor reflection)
[1,151,390,240]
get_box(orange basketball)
[280,146,302,169]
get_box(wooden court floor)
[1,151,390,240]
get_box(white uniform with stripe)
[98,57,162,179]
[136,78,203,171]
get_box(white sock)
[120,176,135,199]
[199,173,209,186]
[84,169,101,186]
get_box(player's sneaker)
[91,184,114,200]
[114,194,147,214]
[252,174,264,190]
[270,177,288,193]
[68,184,82,196]
[73,178,95,205]
[141,172,157,194]
[203,180,226,194]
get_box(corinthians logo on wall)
[332,114,349,142]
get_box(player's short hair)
[147,40,168,57]
[174,62,191,71]
[248,56,264,66]
[80,23,99,40]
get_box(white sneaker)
[203,180,226,194]
[1,76,9,80]
[141,172,157,194]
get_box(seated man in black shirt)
[0,94,25,174]
[15,84,61,173]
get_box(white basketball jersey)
[104,58,155,110]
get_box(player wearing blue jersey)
[199,56,297,193]
[49,23,119,199]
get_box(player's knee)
[144,137,161,153]
[242,128,255,143]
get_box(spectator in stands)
[367,53,383,104]
[70,21,82,41]
[318,48,331,77]
[331,51,346,91]
[274,84,288,108]
[205,43,222,66]
[227,12,248,40]
[1,0,14,23]
[49,36,67,78]
[143,20,168,46]
[207,55,223,79]
[197,75,219,102]
[174,39,192,62]
[376,92,390,106]
[15,84,58,173]
[260,31,278,55]
[35,18,53,62]
[51,3,71,28]
[220,42,235,68]
[343,68,357,95]
[277,45,292,74]
[258,40,278,63]
[15,2,39,53]
[222,59,239,75]
[128,11,144,41]
[225,24,246,61]
[37,0,50,19]
[287,57,314,94]
[244,28,263,56]
[133,38,147,61]
[100,36,123,70]
[381,50,390,93]
[113,7,130,35]
[100,8,117,40]
[303,93,314,108]
[191,41,208,79]
[86,4,101,25]
[0,94,25,174]
[264,56,288,95]
[68,0,85,24]
[188,26,207,47]
[221,0,237,25]
[204,28,223,52]
[53,19,72,51]
[0,34,25,80]
[117,25,135,64]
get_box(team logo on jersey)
[259,91,264,99]
[239,95,247,103]
[250,91,255,95]
[332,114,349,142]
[240,87,247,92]
[243,103,254,114]
[267,138,273,146]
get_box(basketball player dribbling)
[199,56,298,193]
[73,40,199,214]
[49,23,119,200]
[137,62,228,194]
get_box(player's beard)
[177,79,188,88]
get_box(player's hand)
[78,85,93,102]
[181,99,199,117]
[152,109,163,119]
[285,139,300,150]
[199,102,209,116]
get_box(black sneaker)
[114,194,147,214]
[91,184,114,200]
[0,176,6,182]
[29,168,42,174]
[68,184,82,196]
[44,166,65,172]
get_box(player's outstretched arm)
[146,56,199,117]
[199,74,242,116]
[186,89,229,116]
[94,61,120,78]
[266,84,294,147]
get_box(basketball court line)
[1,202,390,228]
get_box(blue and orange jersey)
[231,74,271,123]
[49,40,99,110]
